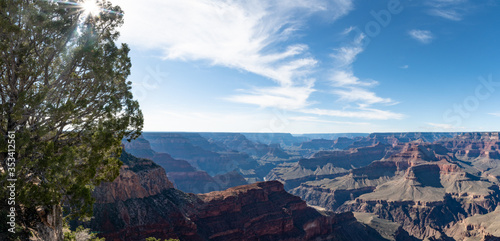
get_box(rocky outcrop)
[436,132,500,158]
[299,139,337,150]
[200,133,270,157]
[348,132,461,149]
[338,144,500,240]
[90,151,202,240]
[142,133,228,175]
[213,170,248,190]
[141,132,277,177]
[436,133,500,179]
[266,144,392,191]
[91,152,389,241]
[241,132,307,146]
[445,207,500,240]
[122,137,250,193]
[193,181,387,241]
[282,141,500,240]
[167,171,222,194]
[334,137,357,149]
[114,132,500,241]
[298,137,355,151]
[93,151,174,203]
[353,212,419,241]
[151,153,196,172]
[298,143,391,170]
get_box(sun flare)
[82,0,100,16]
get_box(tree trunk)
[34,205,64,241]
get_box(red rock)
[93,151,174,203]
[92,152,388,241]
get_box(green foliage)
[0,0,143,238]
[64,226,105,241]
[145,238,180,241]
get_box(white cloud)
[428,9,462,21]
[111,0,404,122]
[330,70,377,87]
[408,29,434,44]
[226,80,315,110]
[331,43,364,68]
[400,65,409,69]
[113,0,354,110]
[301,33,402,120]
[341,26,356,35]
[334,87,395,105]
[489,113,500,117]
[425,0,468,21]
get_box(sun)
[82,0,101,16]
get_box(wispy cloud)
[400,65,409,69]
[425,0,468,21]
[333,87,395,106]
[298,32,403,120]
[329,34,393,103]
[428,9,462,21]
[408,29,434,44]
[226,80,315,110]
[114,0,354,109]
[114,0,402,121]
[489,113,500,117]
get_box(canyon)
[90,132,500,240]
[91,149,392,241]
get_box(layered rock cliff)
[337,143,500,240]
[436,132,500,179]
[194,181,386,241]
[348,132,461,149]
[122,137,248,193]
[284,141,500,240]
[93,151,174,203]
[298,137,355,151]
[91,151,390,241]
[445,207,500,241]
[114,132,500,241]
[266,143,392,190]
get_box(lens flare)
[82,0,101,16]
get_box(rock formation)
[91,151,389,241]
[445,207,500,241]
[122,136,247,194]
[285,140,500,240]
[266,143,392,190]
[116,132,500,241]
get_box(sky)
[106,0,500,134]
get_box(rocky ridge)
[91,151,391,241]
[120,132,500,240]
[122,136,248,194]
[287,140,500,240]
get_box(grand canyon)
[86,132,500,240]
[4,1,500,241]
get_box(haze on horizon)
[110,0,500,133]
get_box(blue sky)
[108,0,500,133]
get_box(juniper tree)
[0,0,143,240]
